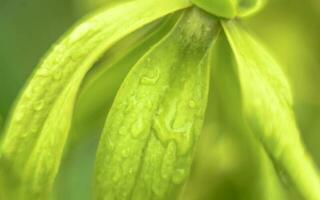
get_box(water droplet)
[37,68,51,77]
[155,107,163,116]
[25,89,33,99]
[68,23,93,44]
[33,101,45,111]
[172,168,187,184]
[140,68,160,85]
[153,116,194,156]
[107,135,115,151]
[153,118,167,144]
[124,104,131,114]
[115,101,126,111]
[131,119,144,138]
[188,100,196,108]
[112,168,122,183]
[70,51,84,61]
[161,141,176,179]
[124,97,136,114]
[15,112,24,122]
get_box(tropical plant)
[0,0,319,199]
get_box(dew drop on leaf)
[37,67,52,77]
[33,101,45,111]
[161,141,176,179]
[172,168,187,184]
[14,112,25,122]
[131,118,144,138]
[140,68,160,85]
[68,23,93,44]
[112,167,122,183]
[188,100,197,109]
[107,135,115,151]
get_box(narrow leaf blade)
[223,20,320,200]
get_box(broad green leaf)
[95,8,220,200]
[0,0,191,198]
[53,15,181,199]
[190,0,266,18]
[223,20,320,200]
[72,14,181,141]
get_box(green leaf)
[72,14,181,142]
[53,15,182,198]
[210,32,287,200]
[94,8,220,200]
[0,0,191,198]
[223,20,320,200]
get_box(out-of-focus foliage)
[0,0,75,118]
[0,0,319,199]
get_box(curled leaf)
[223,20,320,200]
[95,8,220,200]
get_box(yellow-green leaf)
[223,20,320,200]
[95,8,220,200]
[0,0,191,198]
[72,14,181,141]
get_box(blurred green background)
[0,0,319,199]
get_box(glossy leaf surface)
[95,8,220,200]
[0,0,191,198]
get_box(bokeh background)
[0,0,319,199]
